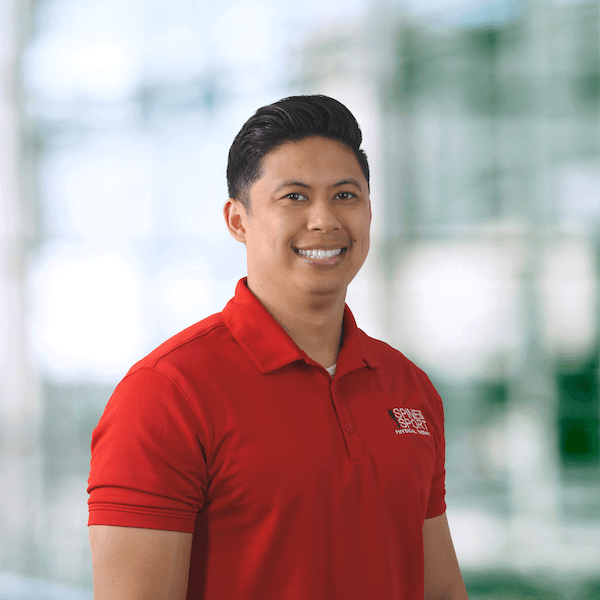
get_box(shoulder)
[126,312,228,377]
[358,328,428,375]
[358,328,441,398]
[100,312,230,433]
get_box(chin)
[304,278,348,298]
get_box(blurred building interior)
[0,0,598,598]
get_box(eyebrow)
[274,178,363,193]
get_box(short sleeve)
[87,367,208,533]
[425,387,446,519]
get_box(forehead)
[258,136,363,184]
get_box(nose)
[306,198,340,233]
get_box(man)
[88,94,469,599]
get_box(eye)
[284,193,308,201]
[336,191,355,200]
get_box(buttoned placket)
[312,364,366,461]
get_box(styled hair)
[227,95,370,208]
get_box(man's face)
[225,136,371,302]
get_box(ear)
[224,199,248,243]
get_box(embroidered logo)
[388,407,431,436]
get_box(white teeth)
[297,248,342,259]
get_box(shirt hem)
[88,507,195,533]
[425,498,447,520]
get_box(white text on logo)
[390,407,431,436]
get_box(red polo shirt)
[88,278,446,599]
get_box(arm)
[89,525,193,600]
[423,512,469,600]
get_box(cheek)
[357,228,371,261]
[354,217,371,245]
[247,224,293,256]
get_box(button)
[345,422,354,433]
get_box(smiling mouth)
[295,248,346,259]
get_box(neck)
[246,278,345,368]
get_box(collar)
[221,278,382,375]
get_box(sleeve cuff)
[88,503,196,533]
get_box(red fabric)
[88,278,446,599]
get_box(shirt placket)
[311,364,366,461]
[330,378,365,461]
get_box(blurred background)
[0,0,598,598]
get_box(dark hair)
[227,95,370,208]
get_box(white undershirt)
[325,363,337,377]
